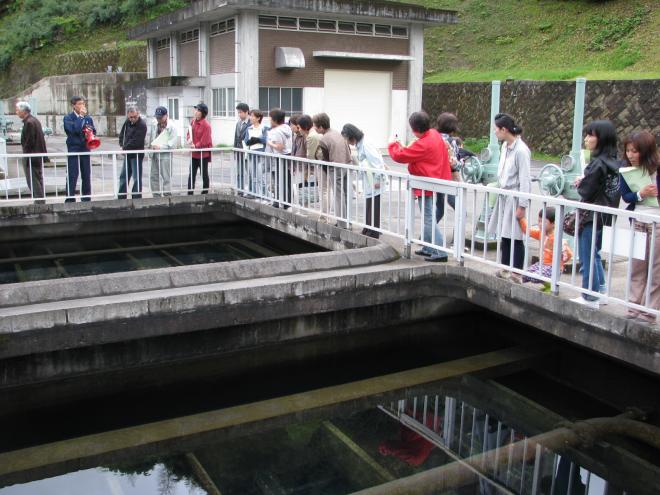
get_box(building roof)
[128,0,457,40]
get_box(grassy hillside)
[0,0,657,97]
[0,0,187,98]
[414,0,659,82]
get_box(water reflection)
[378,394,612,495]
[0,383,643,495]
[0,464,205,495]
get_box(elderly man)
[63,96,96,202]
[16,101,48,203]
[313,113,351,227]
[117,106,147,199]
[148,106,178,197]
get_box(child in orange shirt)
[519,207,573,287]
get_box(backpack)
[603,171,621,208]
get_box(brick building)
[128,0,456,147]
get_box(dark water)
[0,222,323,284]
[0,317,658,494]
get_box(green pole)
[565,78,587,200]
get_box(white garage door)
[324,70,392,148]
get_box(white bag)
[602,225,646,260]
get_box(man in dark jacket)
[234,103,250,192]
[63,96,96,202]
[117,106,148,199]
[16,101,48,203]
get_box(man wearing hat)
[187,102,213,194]
[148,106,178,197]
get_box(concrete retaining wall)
[2,72,147,137]
[423,79,660,155]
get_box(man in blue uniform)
[63,96,96,202]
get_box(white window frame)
[210,17,236,37]
[259,87,303,115]
[156,38,170,50]
[167,97,180,121]
[179,29,200,44]
[212,88,236,118]
[257,15,408,38]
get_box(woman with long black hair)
[487,113,532,281]
[571,120,621,309]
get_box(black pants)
[22,157,45,201]
[188,157,210,195]
[363,194,381,238]
[501,237,525,269]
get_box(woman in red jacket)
[388,111,452,262]
[187,103,213,194]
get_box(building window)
[258,15,277,27]
[318,19,337,32]
[212,88,236,117]
[356,23,373,35]
[180,29,199,44]
[278,17,298,29]
[257,15,408,38]
[338,22,356,34]
[299,18,317,31]
[259,87,303,115]
[167,98,180,121]
[156,38,170,50]
[210,18,236,36]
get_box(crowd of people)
[13,97,659,322]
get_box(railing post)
[454,186,466,266]
[404,181,414,259]
[345,168,352,229]
[111,152,119,199]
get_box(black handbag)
[563,209,588,236]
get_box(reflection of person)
[148,106,177,197]
[117,106,147,199]
[341,123,386,239]
[63,96,96,202]
[16,101,48,203]
[187,103,213,195]
[487,113,531,280]
[619,130,659,323]
[571,120,620,309]
[388,111,451,262]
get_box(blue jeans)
[418,195,446,258]
[579,222,605,301]
[435,192,456,222]
[118,154,144,199]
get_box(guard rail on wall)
[1,148,658,320]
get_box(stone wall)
[423,80,660,155]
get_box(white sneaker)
[570,296,600,309]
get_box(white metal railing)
[1,147,658,319]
